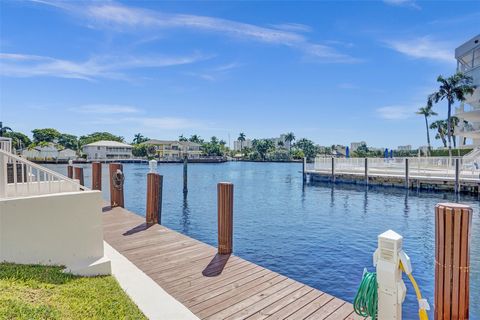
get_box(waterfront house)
[82,140,133,160]
[58,148,77,160]
[22,143,59,160]
[143,139,202,160]
[454,34,480,147]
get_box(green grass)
[0,263,146,320]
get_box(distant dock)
[103,205,364,320]
[305,157,480,193]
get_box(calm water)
[48,162,480,318]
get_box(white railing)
[311,156,480,181]
[0,149,87,198]
[0,137,12,153]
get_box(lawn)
[0,263,146,320]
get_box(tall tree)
[0,122,12,137]
[294,138,318,160]
[416,102,437,154]
[285,132,295,151]
[32,128,61,143]
[133,133,148,144]
[78,132,124,146]
[189,134,203,144]
[179,134,188,142]
[3,131,31,150]
[58,133,78,150]
[238,132,246,150]
[429,72,476,157]
[430,120,448,148]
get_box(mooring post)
[365,158,368,185]
[183,155,188,194]
[302,157,307,182]
[218,182,233,255]
[331,157,336,183]
[92,162,102,190]
[109,163,125,208]
[455,158,460,194]
[405,158,409,189]
[435,203,472,320]
[74,167,84,186]
[146,173,163,225]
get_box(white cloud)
[376,106,415,120]
[384,36,455,63]
[0,52,208,80]
[73,104,140,114]
[383,0,421,9]
[31,1,358,63]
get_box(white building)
[397,145,412,151]
[454,34,480,146]
[22,143,59,160]
[82,140,133,160]
[350,141,366,152]
[234,139,253,151]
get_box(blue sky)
[1,0,479,148]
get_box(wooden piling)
[405,158,409,189]
[183,156,188,193]
[109,163,125,208]
[331,157,335,183]
[218,182,233,255]
[365,158,368,185]
[74,167,84,186]
[67,165,73,179]
[146,173,163,225]
[302,157,307,182]
[435,203,472,320]
[455,158,460,194]
[92,162,102,190]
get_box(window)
[459,52,473,70]
[474,48,480,68]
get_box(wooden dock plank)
[102,206,361,320]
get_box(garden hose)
[353,270,378,319]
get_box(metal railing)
[311,156,480,181]
[0,148,87,198]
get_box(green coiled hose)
[353,271,378,319]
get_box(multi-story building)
[454,34,480,147]
[350,141,366,152]
[233,139,253,151]
[144,140,202,160]
[397,145,412,151]
[82,140,133,160]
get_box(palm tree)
[416,102,437,154]
[285,132,295,151]
[430,120,448,148]
[428,72,476,157]
[133,133,144,144]
[238,132,246,150]
[179,134,187,142]
[0,122,12,137]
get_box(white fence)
[309,156,480,181]
[0,148,86,198]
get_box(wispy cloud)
[383,0,421,10]
[0,52,208,80]
[376,105,415,120]
[72,104,140,114]
[31,0,358,63]
[383,36,455,63]
[186,62,242,81]
[269,23,312,33]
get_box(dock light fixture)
[149,159,158,173]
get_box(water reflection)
[181,192,190,233]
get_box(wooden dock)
[103,205,364,320]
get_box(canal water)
[48,162,480,318]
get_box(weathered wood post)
[365,158,368,185]
[74,167,84,186]
[331,157,336,183]
[92,162,102,190]
[455,158,460,194]
[109,163,124,208]
[218,182,233,255]
[67,165,73,179]
[146,173,163,225]
[183,155,188,194]
[435,203,472,320]
[405,158,409,189]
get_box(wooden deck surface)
[103,206,364,320]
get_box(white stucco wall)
[0,190,110,275]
